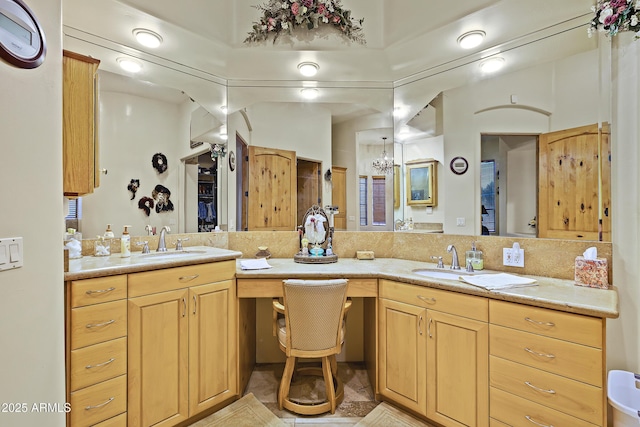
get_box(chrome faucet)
[447,244,461,270]
[157,226,170,252]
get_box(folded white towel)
[459,273,537,290]
[240,258,273,270]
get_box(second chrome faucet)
[446,244,461,270]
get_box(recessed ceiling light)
[116,57,143,73]
[480,57,505,73]
[300,88,319,100]
[298,62,319,77]
[457,30,485,49]
[133,28,163,48]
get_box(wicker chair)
[272,279,351,415]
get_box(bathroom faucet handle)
[176,238,189,251]
[430,256,444,269]
[466,259,475,273]
[137,241,150,254]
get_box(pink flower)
[318,4,325,14]
[604,13,619,26]
[291,2,299,15]
[332,15,341,23]
[268,17,275,30]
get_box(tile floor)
[244,362,380,426]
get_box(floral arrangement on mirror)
[589,0,640,38]
[210,143,227,158]
[244,0,365,44]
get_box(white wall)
[505,140,537,235]
[0,1,66,425]
[81,91,184,239]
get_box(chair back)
[282,279,348,354]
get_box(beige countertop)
[237,258,619,319]
[65,246,242,281]
[64,249,618,319]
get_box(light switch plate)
[0,237,23,271]
[503,248,525,267]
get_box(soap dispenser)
[104,224,115,238]
[466,241,484,270]
[121,226,131,258]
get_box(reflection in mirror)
[393,24,611,241]
[226,84,393,231]
[63,30,228,238]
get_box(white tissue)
[583,246,597,260]
[314,214,326,238]
[65,238,82,259]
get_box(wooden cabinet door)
[426,310,488,427]
[332,166,347,229]
[538,123,604,240]
[248,146,297,230]
[63,50,100,197]
[378,298,427,415]
[128,289,189,427]
[188,280,237,416]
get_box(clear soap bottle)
[466,241,484,270]
[120,226,131,258]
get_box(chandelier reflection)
[372,137,394,174]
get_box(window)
[372,176,386,226]
[480,161,496,233]
[66,198,82,220]
[359,176,367,226]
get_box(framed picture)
[406,159,437,206]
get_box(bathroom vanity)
[64,251,617,427]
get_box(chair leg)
[322,356,337,414]
[330,354,338,376]
[279,356,296,410]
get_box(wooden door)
[426,310,488,427]
[297,159,320,226]
[600,123,611,241]
[188,280,237,416]
[332,167,347,229]
[538,123,603,240]
[128,289,189,427]
[248,146,297,231]
[378,298,427,416]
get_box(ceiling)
[61,0,598,140]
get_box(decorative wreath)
[152,153,168,174]
[152,184,174,213]
[138,197,155,216]
[127,179,140,200]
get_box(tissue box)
[574,256,609,289]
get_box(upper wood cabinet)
[63,50,100,197]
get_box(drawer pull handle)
[85,397,114,411]
[524,347,556,359]
[86,358,115,369]
[525,317,555,327]
[179,274,200,282]
[427,317,433,338]
[524,381,556,394]
[86,287,116,295]
[86,319,115,328]
[417,295,436,304]
[182,297,187,317]
[418,315,423,335]
[193,295,197,315]
[524,415,554,427]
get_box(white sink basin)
[139,250,208,260]
[412,268,485,280]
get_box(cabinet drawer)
[69,375,127,427]
[490,419,510,427]
[92,413,127,427]
[128,260,235,297]
[490,387,598,427]
[70,337,127,392]
[380,279,487,321]
[490,325,602,387]
[490,356,603,424]
[489,300,602,348]
[237,277,377,298]
[71,300,127,350]
[70,275,127,308]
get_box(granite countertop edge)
[64,253,619,319]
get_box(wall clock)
[0,0,46,69]
[228,150,236,171]
[450,156,469,175]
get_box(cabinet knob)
[100,168,108,175]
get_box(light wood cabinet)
[378,280,488,426]
[63,50,100,197]
[488,299,606,426]
[127,262,237,427]
[66,275,128,427]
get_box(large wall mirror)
[393,22,612,241]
